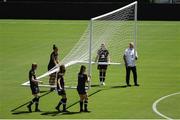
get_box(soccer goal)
[21,1,138,89]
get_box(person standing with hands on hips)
[123,42,139,87]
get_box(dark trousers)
[126,66,137,85]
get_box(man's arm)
[123,54,127,67]
[135,51,138,60]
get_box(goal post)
[88,1,138,86]
[21,1,138,89]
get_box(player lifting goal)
[55,65,68,112]
[27,63,42,112]
[48,44,60,91]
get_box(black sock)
[28,97,36,106]
[63,104,66,111]
[99,71,103,82]
[32,97,36,102]
[35,103,39,110]
[80,101,83,111]
[62,98,67,111]
[84,100,88,111]
[35,97,40,110]
[57,98,63,108]
[103,72,106,82]
[28,101,33,107]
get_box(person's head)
[53,44,58,53]
[100,43,106,50]
[60,64,66,73]
[129,42,134,49]
[79,65,86,74]
[31,63,37,70]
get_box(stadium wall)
[0,2,180,20]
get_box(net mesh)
[22,2,137,88]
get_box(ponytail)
[53,44,58,50]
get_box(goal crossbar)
[92,1,137,20]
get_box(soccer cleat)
[35,109,41,112]
[134,84,140,86]
[27,105,32,112]
[84,109,90,112]
[127,84,131,87]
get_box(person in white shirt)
[123,42,139,87]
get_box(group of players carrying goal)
[27,42,139,113]
[27,44,90,113]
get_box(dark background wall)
[0,0,180,20]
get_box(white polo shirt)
[124,48,138,67]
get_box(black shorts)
[97,65,108,70]
[57,89,66,96]
[30,85,40,94]
[77,87,86,95]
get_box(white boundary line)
[152,92,180,120]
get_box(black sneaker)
[134,84,140,86]
[35,109,41,112]
[84,109,90,112]
[27,105,32,112]
[127,84,131,87]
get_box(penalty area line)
[152,91,180,120]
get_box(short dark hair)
[31,63,37,69]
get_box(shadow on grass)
[91,84,128,89]
[40,90,100,116]
[41,111,81,116]
[12,111,32,115]
[91,84,100,88]
[11,84,128,116]
[110,85,127,89]
[11,90,52,113]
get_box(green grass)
[0,20,180,119]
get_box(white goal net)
[22,1,137,88]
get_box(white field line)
[152,92,180,120]
[0,20,87,25]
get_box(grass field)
[0,20,180,119]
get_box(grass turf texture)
[0,20,180,119]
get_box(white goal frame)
[88,1,138,87]
[21,1,138,89]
